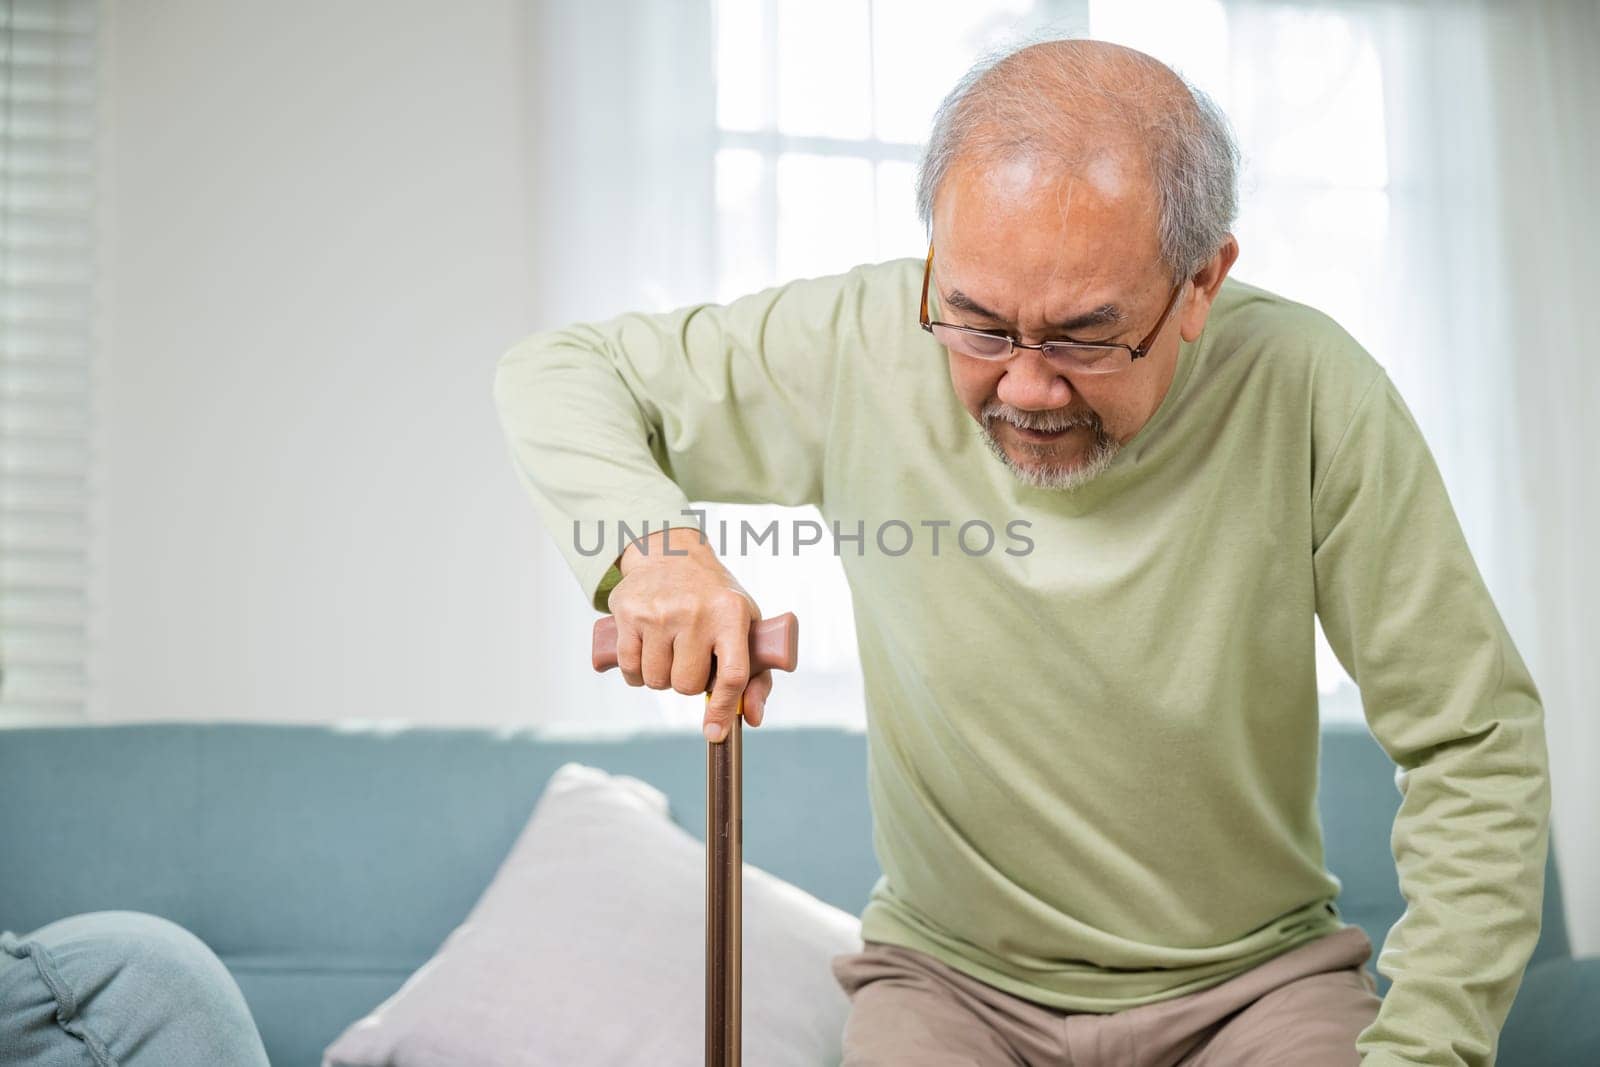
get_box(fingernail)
[703,722,723,743]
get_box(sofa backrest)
[0,720,1568,1067]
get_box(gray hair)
[915,39,1240,283]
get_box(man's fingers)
[741,670,774,727]
[703,628,752,743]
[640,632,673,690]
[670,631,713,696]
[616,626,644,688]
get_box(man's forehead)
[934,262,1132,335]
[933,156,1160,278]
[938,145,1153,222]
[930,231,1149,325]
[940,280,1127,333]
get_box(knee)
[23,911,235,1015]
[1,910,268,1067]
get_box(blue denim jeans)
[0,911,269,1067]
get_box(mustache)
[979,401,1102,434]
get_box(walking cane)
[591,612,801,1067]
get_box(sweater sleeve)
[492,264,884,611]
[1311,372,1551,1067]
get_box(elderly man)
[495,39,1548,1067]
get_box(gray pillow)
[323,762,861,1066]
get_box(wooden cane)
[591,612,800,1067]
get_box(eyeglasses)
[918,243,1186,375]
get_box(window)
[712,0,1074,302]
[0,0,99,724]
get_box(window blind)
[1,0,97,723]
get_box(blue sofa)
[0,720,1592,1065]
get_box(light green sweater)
[494,259,1549,1066]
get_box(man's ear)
[1178,235,1240,342]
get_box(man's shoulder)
[762,257,927,338]
[1196,278,1390,474]
[1209,277,1368,355]
[801,257,941,366]
[1204,276,1383,394]
[849,257,927,307]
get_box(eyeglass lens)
[931,324,1125,372]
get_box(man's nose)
[994,348,1075,411]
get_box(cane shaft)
[706,699,742,1066]
[589,613,796,1067]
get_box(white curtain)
[517,0,721,734]
[522,2,716,324]
[1485,0,1600,957]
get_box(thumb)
[702,630,751,743]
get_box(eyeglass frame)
[918,243,1187,370]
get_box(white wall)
[98,0,582,725]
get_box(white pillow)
[323,762,862,1067]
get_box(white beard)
[979,402,1122,490]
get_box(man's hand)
[609,526,774,742]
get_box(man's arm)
[1312,372,1551,1067]
[493,263,890,611]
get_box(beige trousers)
[831,925,1380,1066]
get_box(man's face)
[931,150,1188,489]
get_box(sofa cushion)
[1497,955,1600,1066]
[322,762,862,1067]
